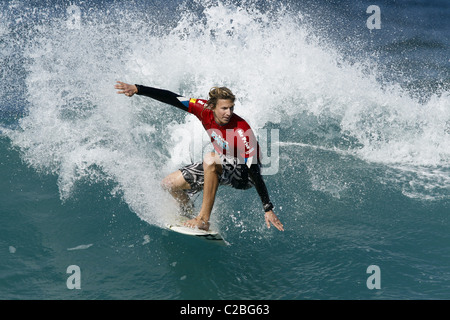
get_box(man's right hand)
[115,81,138,97]
[184,216,210,231]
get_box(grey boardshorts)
[180,159,255,196]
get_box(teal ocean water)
[1,0,449,300]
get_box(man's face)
[213,99,235,125]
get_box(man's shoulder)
[231,114,252,130]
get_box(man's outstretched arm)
[115,81,189,111]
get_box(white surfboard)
[165,216,224,242]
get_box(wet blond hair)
[207,87,235,109]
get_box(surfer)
[115,81,284,232]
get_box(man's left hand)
[265,211,284,231]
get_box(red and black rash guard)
[135,84,274,212]
[188,98,259,166]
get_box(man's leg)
[185,152,222,230]
[161,170,192,213]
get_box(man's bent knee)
[161,170,190,191]
[160,177,171,190]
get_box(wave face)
[0,0,449,299]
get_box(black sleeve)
[248,163,274,212]
[135,84,187,111]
